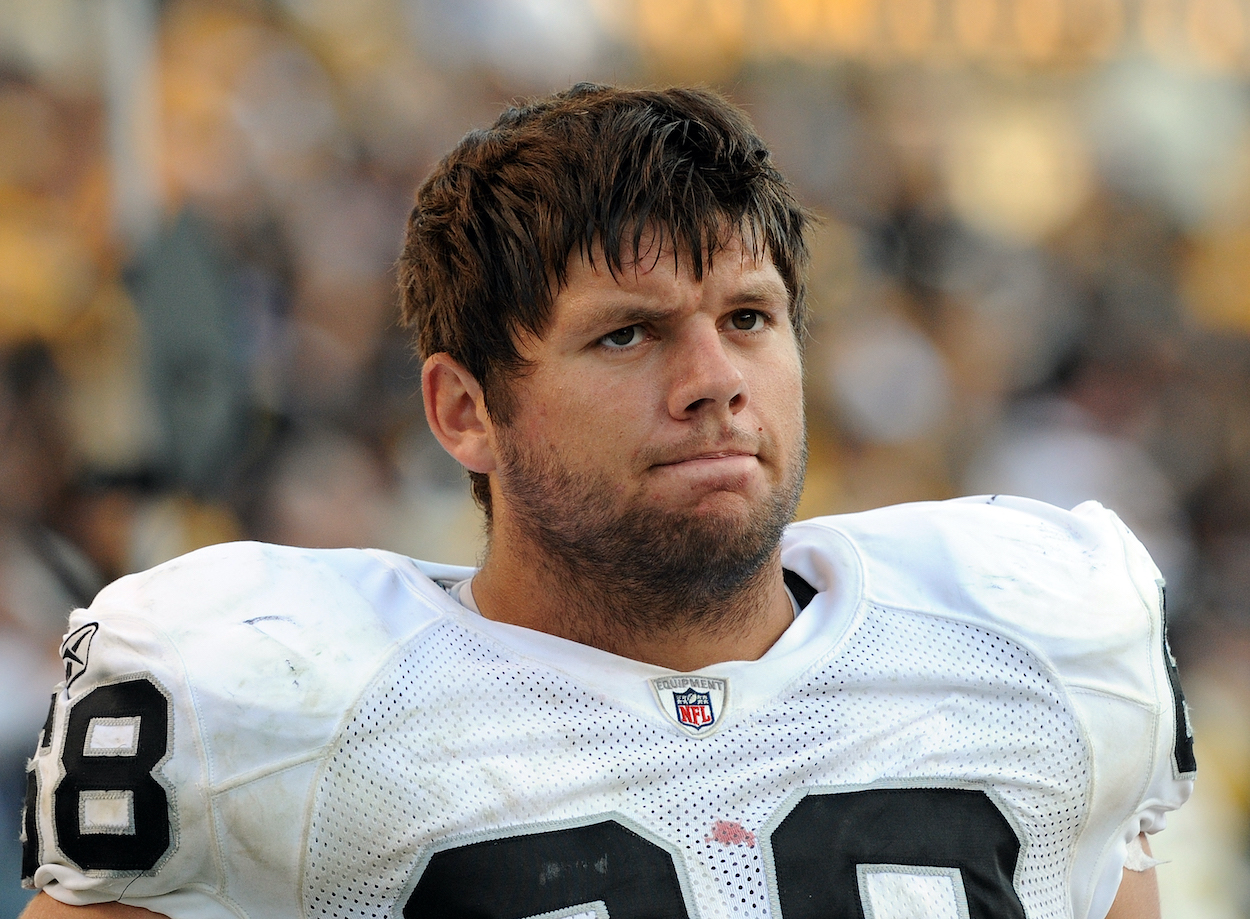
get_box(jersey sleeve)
[933,496,1195,919]
[809,495,1196,919]
[23,601,231,917]
[1063,500,1195,919]
[21,541,442,919]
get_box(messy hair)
[398,82,811,516]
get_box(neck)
[471,529,795,671]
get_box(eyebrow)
[574,281,790,334]
[725,281,789,307]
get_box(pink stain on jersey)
[706,820,756,848]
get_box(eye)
[729,310,766,331]
[600,325,645,348]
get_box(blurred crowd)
[4,0,1250,914]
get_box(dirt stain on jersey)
[538,855,608,884]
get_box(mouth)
[642,431,768,493]
[655,447,760,475]
[647,449,763,493]
[655,449,755,467]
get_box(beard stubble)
[492,423,808,642]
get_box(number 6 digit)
[405,818,691,918]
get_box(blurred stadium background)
[3,0,1250,914]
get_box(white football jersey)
[22,496,1194,919]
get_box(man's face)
[486,233,807,622]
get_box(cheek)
[753,354,805,431]
[545,371,657,439]
[526,388,635,461]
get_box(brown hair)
[398,83,811,516]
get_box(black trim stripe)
[1158,582,1197,777]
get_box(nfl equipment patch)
[649,675,728,737]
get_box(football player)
[20,84,1192,919]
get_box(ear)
[422,353,496,474]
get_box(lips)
[646,448,763,493]
[647,430,762,469]
[656,449,755,466]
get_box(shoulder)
[85,541,477,660]
[73,541,479,728]
[789,499,1193,919]
[58,541,482,805]
[27,542,477,914]
[785,496,1163,697]
[95,540,463,623]
[792,490,1151,573]
[789,494,1157,611]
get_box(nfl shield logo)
[673,689,714,729]
[649,675,728,737]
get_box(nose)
[667,329,749,419]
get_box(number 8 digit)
[767,786,1026,919]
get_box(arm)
[19,893,168,919]
[1103,834,1161,919]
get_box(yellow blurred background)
[2,0,1250,914]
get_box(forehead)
[558,231,787,307]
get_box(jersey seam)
[207,747,331,795]
[1056,508,1163,919]
[364,549,476,621]
[728,600,871,737]
[1064,684,1158,710]
[1108,514,1165,818]
[294,616,451,916]
[84,610,233,908]
[1074,517,1167,919]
